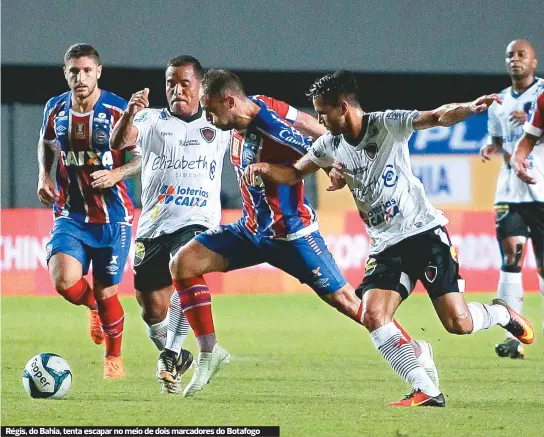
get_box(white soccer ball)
[22,353,72,399]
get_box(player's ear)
[340,100,349,115]
[96,65,103,80]
[226,95,235,109]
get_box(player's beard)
[73,84,95,99]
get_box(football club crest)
[200,127,216,143]
[93,129,108,145]
[424,265,438,283]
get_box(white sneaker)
[182,344,231,398]
[415,340,439,389]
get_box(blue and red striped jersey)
[230,95,317,239]
[40,90,135,224]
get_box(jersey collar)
[345,113,370,147]
[510,78,539,99]
[168,106,203,122]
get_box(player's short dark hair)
[201,69,246,98]
[167,55,204,79]
[63,43,100,65]
[306,71,359,105]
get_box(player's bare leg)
[360,288,444,407]
[495,236,527,358]
[136,286,171,350]
[432,292,534,344]
[94,280,125,379]
[320,284,439,386]
[48,253,103,344]
[170,240,231,397]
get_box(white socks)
[498,271,523,339]
[146,319,167,350]
[371,322,440,397]
[467,302,510,333]
[165,291,190,355]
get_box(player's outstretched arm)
[243,154,321,186]
[412,94,502,130]
[110,88,149,150]
[293,110,326,140]
[511,133,539,184]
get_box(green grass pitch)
[1,293,543,436]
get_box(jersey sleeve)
[133,109,158,151]
[524,91,544,138]
[383,110,418,138]
[253,95,298,124]
[307,135,335,168]
[487,101,503,139]
[40,98,57,144]
[255,109,312,155]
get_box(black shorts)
[495,202,544,241]
[134,225,208,293]
[356,226,462,301]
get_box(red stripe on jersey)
[295,184,312,227]
[69,113,106,223]
[111,149,134,221]
[43,106,57,142]
[253,95,290,120]
[532,92,544,131]
[239,179,258,234]
[264,183,287,237]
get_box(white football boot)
[182,344,231,397]
[414,340,439,389]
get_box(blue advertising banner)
[409,113,487,154]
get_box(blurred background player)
[110,56,231,393]
[247,71,535,407]
[480,40,543,359]
[37,43,141,378]
[170,69,439,399]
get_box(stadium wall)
[0,209,539,296]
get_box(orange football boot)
[89,309,104,345]
[492,299,535,345]
[104,356,125,379]
[387,390,445,407]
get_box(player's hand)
[90,169,123,189]
[510,156,536,185]
[468,94,502,114]
[37,174,59,206]
[509,110,527,126]
[479,144,501,162]
[243,163,267,186]
[327,161,347,191]
[127,88,149,116]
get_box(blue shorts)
[195,221,347,295]
[46,219,131,286]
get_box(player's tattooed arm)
[243,154,321,186]
[110,88,149,150]
[91,152,142,190]
[413,94,502,130]
[37,139,59,206]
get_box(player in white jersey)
[246,71,535,407]
[110,56,230,393]
[480,40,544,359]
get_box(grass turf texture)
[2,293,542,437]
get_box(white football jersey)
[487,78,544,203]
[133,108,229,239]
[308,110,448,254]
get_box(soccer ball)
[22,353,72,399]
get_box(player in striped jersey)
[37,44,141,378]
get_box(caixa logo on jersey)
[60,150,114,168]
[366,199,400,226]
[156,184,210,207]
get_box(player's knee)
[52,276,80,296]
[442,316,472,335]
